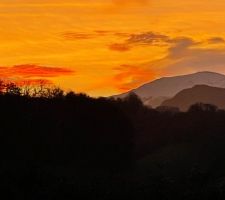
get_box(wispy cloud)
[62,32,94,40]
[109,32,225,53]
[109,43,131,52]
[110,35,225,92]
[62,30,128,41]
[127,32,170,45]
[146,37,225,75]
[0,64,74,81]
[112,64,158,91]
[207,37,225,44]
[109,32,171,52]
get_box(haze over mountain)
[161,85,225,111]
[113,71,225,107]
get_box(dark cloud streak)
[208,37,225,44]
[109,32,173,52]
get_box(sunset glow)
[1,0,225,96]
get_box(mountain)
[161,85,225,111]
[112,71,225,107]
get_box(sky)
[1,0,225,96]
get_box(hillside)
[113,71,225,107]
[161,85,225,111]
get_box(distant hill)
[161,85,225,111]
[112,71,225,107]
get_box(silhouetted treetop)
[1,80,225,199]
[188,103,218,113]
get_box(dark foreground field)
[1,85,225,199]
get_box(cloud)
[0,64,74,80]
[109,32,171,52]
[112,64,158,91]
[109,43,131,52]
[127,32,170,45]
[208,37,225,44]
[168,37,198,58]
[62,30,128,41]
[109,33,225,89]
[114,32,131,37]
[62,32,94,40]
[85,64,158,94]
[147,37,225,75]
[94,30,113,36]
[109,32,220,52]
[109,35,225,93]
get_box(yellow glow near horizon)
[1,0,225,96]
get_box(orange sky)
[1,0,225,96]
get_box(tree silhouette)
[5,82,21,96]
[188,103,218,113]
[0,80,225,199]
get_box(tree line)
[1,81,225,199]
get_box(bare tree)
[46,87,64,98]
[0,80,5,94]
[5,83,21,96]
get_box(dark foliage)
[0,86,134,199]
[2,85,225,199]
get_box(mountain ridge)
[112,71,225,107]
[161,84,225,111]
